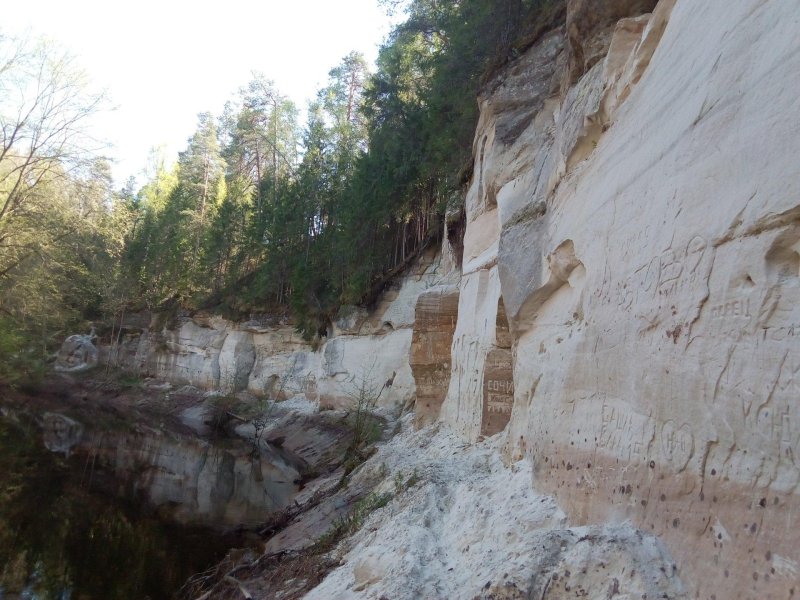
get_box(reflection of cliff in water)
[0,415,238,600]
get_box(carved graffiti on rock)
[597,399,656,463]
[482,347,514,436]
[660,420,694,472]
[595,235,713,317]
[710,298,752,320]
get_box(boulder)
[54,334,99,373]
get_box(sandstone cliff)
[109,249,459,412]
[100,1,799,596]
[435,0,799,597]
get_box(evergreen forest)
[0,0,563,385]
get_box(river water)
[0,415,238,600]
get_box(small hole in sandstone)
[774,497,780,505]
[750,523,757,534]
[587,463,591,468]
[718,533,722,540]
[766,551,772,561]
[649,460,655,469]
[700,492,705,501]
[660,494,666,501]
[672,518,680,528]
[759,497,766,507]
[711,468,717,475]
[724,569,729,578]
[753,572,759,581]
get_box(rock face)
[301,418,686,600]
[32,398,352,528]
[108,250,458,411]
[437,0,800,597]
[409,286,459,427]
[86,1,799,595]
[563,0,659,87]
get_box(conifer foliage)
[122,0,562,339]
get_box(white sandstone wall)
[121,250,458,410]
[443,1,800,597]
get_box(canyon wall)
[439,0,800,598]
[112,249,458,411]
[99,1,799,595]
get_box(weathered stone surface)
[481,301,513,436]
[440,30,568,441]
[410,286,459,427]
[523,526,686,599]
[218,330,255,392]
[564,0,658,87]
[444,0,800,597]
[301,418,686,600]
[470,30,566,232]
[54,334,99,373]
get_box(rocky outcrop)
[436,0,800,597]
[79,2,799,596]
[41,412,83,455]
[54,334,99,373]
[291,417,686,600]
[563,0,659,88]
[28,393,353,528]
[108,250,458,411]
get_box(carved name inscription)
[597,399,656,463]
[482,347,514,436]
[594,235,713,316]
[411,289,459,427]
[710,297,752,319]
[661,420,694,471]
[713,320,800,477]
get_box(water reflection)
[0,415,235,600]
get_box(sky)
[3,0,398,186]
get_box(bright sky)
[4,0,396,186]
